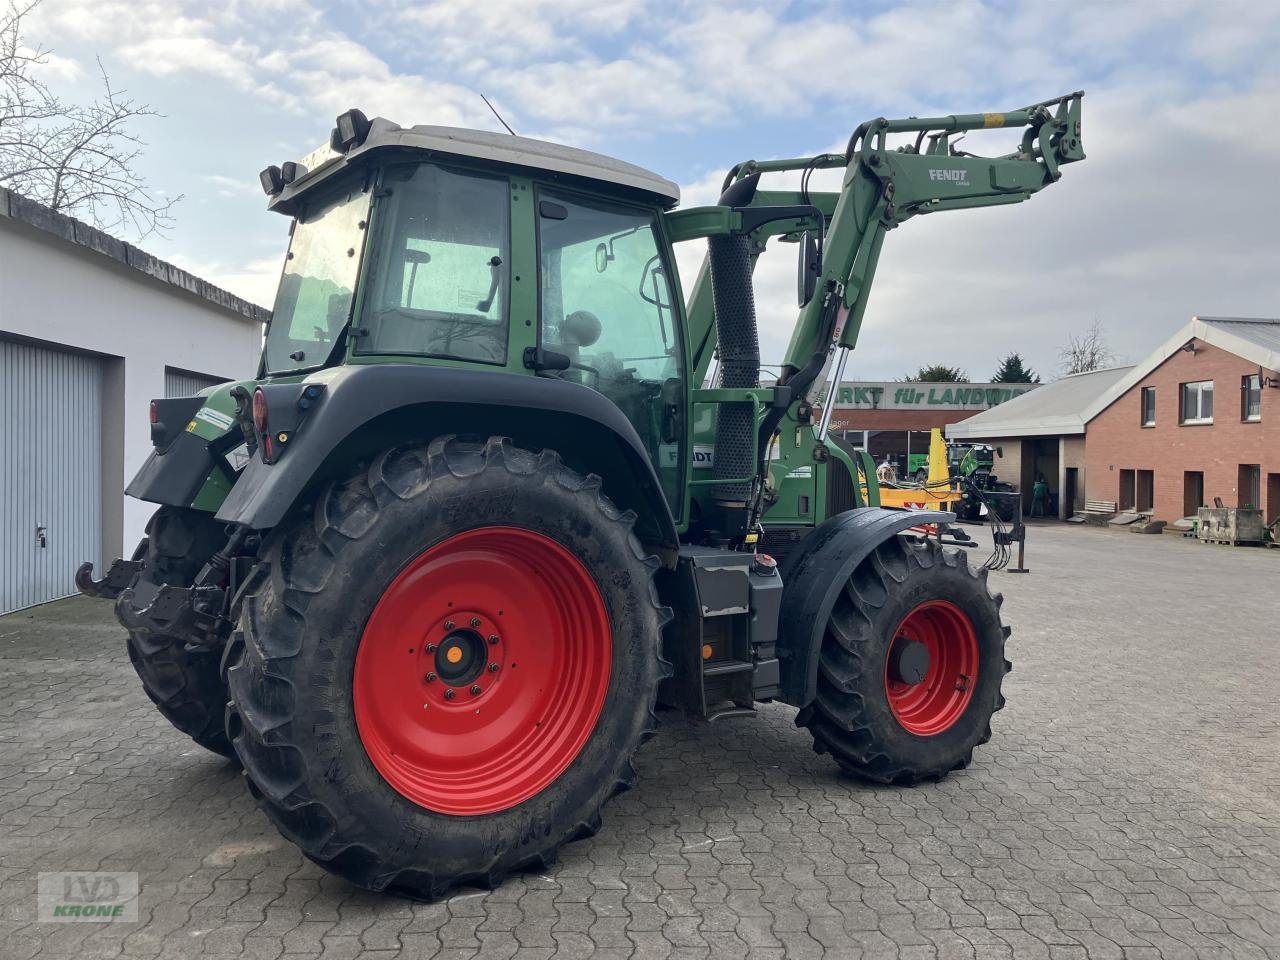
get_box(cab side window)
[538,191,684,506]
[359,163,510,363]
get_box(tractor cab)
[257,112,689,511]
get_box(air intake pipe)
[709,174,762,522]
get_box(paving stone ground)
[1,523,1277,959]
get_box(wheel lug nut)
[488,634,499,645]
[425,672,436,683]
[488,662,500,673]
[470,617,481,627]
[444,620,455,630]
[470,685,482,696]
[426,643,437,653]
[444,688,455,700]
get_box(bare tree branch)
[0,1,179,238]
[1058,319,1116,376]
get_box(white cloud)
[395,0,645,68]
[202,173,260,198]
[167,253,282,308]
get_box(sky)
[24,0,1280,382]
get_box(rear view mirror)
[995,446,1004,458]
[796,231,822,307]
[595,242,610,273]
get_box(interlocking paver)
[1,524,1277,959]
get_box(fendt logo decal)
[928,168,970,186]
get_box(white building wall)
[0,216,263,559]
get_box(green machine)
[909,442,996,483]
[78,94,1084,898]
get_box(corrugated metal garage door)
[165,366,227,398]
[1,338,104,614]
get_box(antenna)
[480,93,517,136]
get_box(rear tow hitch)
[75,558,146,601]
[116,578,228,645]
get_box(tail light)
[148,397,203,451]
[252,388,268,432]
[245,382,322,464]
[252,388,274,461]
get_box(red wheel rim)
[883,600,978,736]
[353,527,611,815]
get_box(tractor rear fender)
[775,507,952,706]
[213,364,679,551]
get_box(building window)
[1140,386,1155,426]
[1180,380,1213,424]
[1242,374,1261,421]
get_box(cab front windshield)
[262,178,371,374]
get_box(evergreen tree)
[991,353,1040,383]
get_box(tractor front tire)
[799,536,1009,785]
[224,437,669,899]
[121,506,235,758]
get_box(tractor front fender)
[775,507,952,707]
[214,364,679,550]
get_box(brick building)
[1083,317,1279,523]
[949,316,1280,523]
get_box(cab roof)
[268,117,681,214]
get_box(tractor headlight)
[280,161,307,185]
[259,165,283,196]
[332,108,371,152]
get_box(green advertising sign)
[828,381,1036,411]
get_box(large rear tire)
[224,436,670,899]
[798,536,1009,784]
[120,507,235,758]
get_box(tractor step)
[702,660,754,678]
[660,546,783,718]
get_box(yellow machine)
[866,429,957,511]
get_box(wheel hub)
[428,619,495,694]
[887,638,930,685]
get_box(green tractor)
[78,95,1085,898]
[908,441,996,483]
[910,440,1009,520]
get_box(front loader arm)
[680,92,1084,390]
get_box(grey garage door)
[165,366,227,398]
[1,338,104,614]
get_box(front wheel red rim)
[353,526,612,816]
[884,600,979,736]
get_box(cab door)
[536,190,686,514]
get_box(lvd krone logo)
[38,871,138,921]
